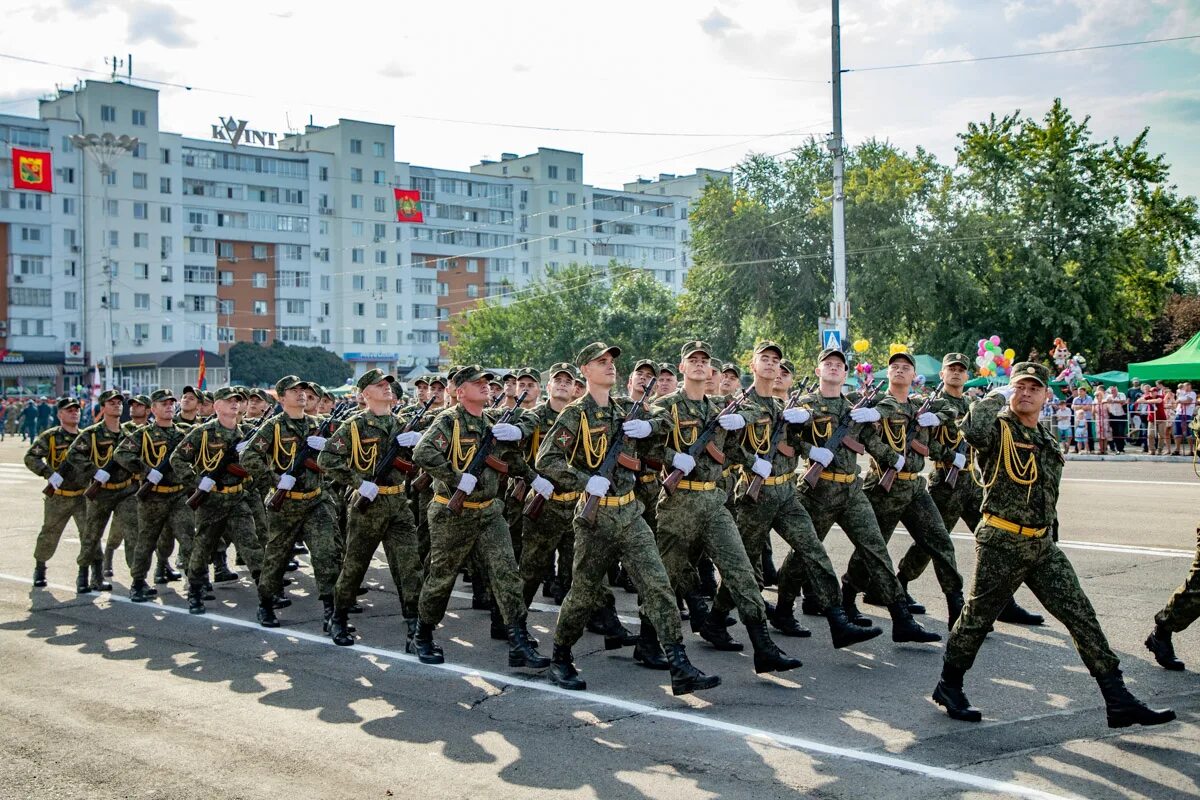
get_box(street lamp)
[71,132,139,391]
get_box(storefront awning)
[0,364,60,378]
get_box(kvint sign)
[212,116,277,147]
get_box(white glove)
[395,431,422,448]
[531,475,554,499]
[808,446,834,467]
[783,407,811,425]
[622,419,651,439]
[146,468,163,485]
[48,472,64,489]
[993,385,1016,400]
[93,468,110,484]
[672,452,696,475]
[718,413,746,431]
[276,473,297,491]
[851,407,881,424]
[918,412,941,428]
[585,475,611,497]
[198,477,216,493]
[357,480,379,500]
[306,435,327,451]
[236,440,250,455]
[952,453,967,470]
[751,457,772,479]
[491,422,522,442]
[892,455,906,472]
[456,472,477,495]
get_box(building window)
[320,329,330,344]
[351,194,363,209]
[132,172,147,189]
[160,177,171,194]
[132,109,146,126]
[253,329,269,344]
[101,104,116,122]
[218,242,233,259]
[219,271,233,286]
[219,300,234,315]
[161,265,173,282]
[467,259,479,273]
[351,167,363,183]
[253,300,268,315]
[350,139,362,154]
[566,167,577,182]
[376,303,387,319]
[133,203,148,220]
[252,272,267,288]
[134,262,149,280]
[353,302,365,316]
[134,293,150,310]
[467,284,478,298]
[161,324,173,342]
[352,248,364,264]
[160,206,172,223]
[64,291,78,310]
[374,169,386,184]
[373,142,385,157]
[567,192,576,206]
[162,296,173,311]
[548,215,558,228]
[318,166,328,181]
[547,165,558,179]
[352,329,365,344]
[373,196,387,213]
[548,190,559,204]
[252,244,268,260]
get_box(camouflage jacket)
[795,390,873,477]
[169,419,250,489]
[413,404,519,502]
[734,392,807,478]
[63,420,133,485]
[536,393,650,497]
[319,410,407,489]
[241,412,326,494]
[862,391,956,489]
[114,422,187,486]
[24,426,86,488]
[647,388,746,483]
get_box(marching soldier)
[123,395,151,435]
[718,363,741,398]
[64,389,137,594]
[176,386,202,429]
[537,342,719,695]
[934,362,1175,728]
[409,375,447,564]
[197,392,215,421]
[407,365,549,671]
[24,397,88,588]
[656,363,679,397]
[1146,527,1200,671]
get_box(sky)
[3,0,1200,197]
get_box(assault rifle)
[350,396,437,511]
[579,378,656,524]
[185,416,268,510]
[877,382,943,493]
[134,431,186,500]
[801,382,880,489]
[662,387,753,496]
[446,391,527,515]
[744,378,814,501]
[264,402,355,511]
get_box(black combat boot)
[490,604,508,641]
[682,592,710,634]
[899,579,926,615]
[329,608,354,646]
[403,617,418,648]
[201,575,215,600]
[1095,669,1176,728]
[33,561,47,588]
[1145,624,1185,671]
[212,553,238,583]
[946,591,965,630]
[129,579,153,603]
[768,593,812,638]
[632,615,669,670]
[745,621,802,674]
[552,578,569,606]
[697,557,718,599]
[272,592,292,609]
[408,621,444,664]
[256,602,280,628]
[826,606,884,649]
[698,609,743,651]
[102,548,115,578]
[285,559,300,573]
[761,546,778,587]
[159,558,182,582]
[76,565,91,594]
[800,592,824,617]
[507,619,551,668]
[90,559,112,591]
[889,601,941,643]
[933,662,982,722]
[588,597,636,650]
[841,582,871,627]
[664,643,721,696]
[321,596,335,634]
[996,597,1044,626]
[548,644,586,690]
[153,560,168,585]
[542,575,558,600]
[187,582,206,615]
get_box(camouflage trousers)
[1154,524,1200,634]
[34,493,87,563]
[896,478,982,585]
[657,485,766,625]
[732,480,842,612]
[504,488,524,562]
[418,497,525,626]
[258,493,340,602]
[410,485,434,570]
[779,477,906,607]
[846,478,963,597]
[330,482,349,566]
[555,500,682,649]
[77,487,137,569]
[519,496,576,607]
[249,484,269,545]
[636,474,660,532]
[334,492,421,614]
[188,493,263,586]
[945,523,1119,676]
[131,490,194,582]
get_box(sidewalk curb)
[1063,453,1195,463]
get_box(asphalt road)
[1,436,1198,800]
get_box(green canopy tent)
[1082,370,1130,390]
[1128,331,1200,382]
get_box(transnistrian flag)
[394,188,424,223]
[11,148,53,193]
[197,350,207,390]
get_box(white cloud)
[699,8,739,37]
[126,1,195,48]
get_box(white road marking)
[0,572,1072,800]
[1063,477,1198,487]
[843,526,1196,559]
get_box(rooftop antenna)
[105,55,125,82]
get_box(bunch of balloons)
[855,362,874,385]
[976,335,1016,378]
[852,338,871,354]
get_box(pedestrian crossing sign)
[822,329,842,351]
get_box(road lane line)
[1063,478,1197,487]
[0,572,1071,800]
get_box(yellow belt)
[214,483,245,495]
[639,473,658,484]
[53,488,86,497]
[596,491,636,507]
[895,471,919,481]
[432,494,494,510]
[150,483,184,494]
[100,479,132,491]
[763,474,792,486]
[375,484,405,495]
[551,491,580,503]
[677,480,718,491]
[982,513,1047,538]
[819,471,857,484]
[284,487,323,501]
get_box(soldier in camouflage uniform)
[175,386,202,429]
[63,389,137,594]
[241,375,341,629]
[409,375,446,566]
[843,349,966,628]
[1145,526,1200,670]
[113,389,193,601]
[648,340,801,675]
[407,365,549,671]
[24,397,88,588]
[537,342,719,696]
[241,388,274,548]
[320,369,425,647]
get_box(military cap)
[97,389,122,405]
[573,375,586,387]
[888,347,916,366]
[576,342,621,367]
[275,374,314,394]
[446,365,463,382]
[631,358,657,375]
[779,359,795,375]
[547,362,578,381]
[942,352,971,370]
[252,388,273,403]
[213,386,246,402]
[57,396,81,411]
[181,385,200,399]
[721,362,742,378]
[413,375,431,387]
[428,374,447,388]
[488,377,504,390]
[1011,362,1050,387]
[149,389,175,404]
[516,366,542,382]
[658,363,681,379]
[680,340,712,360]
[356,368,395,392]
[817,347,847,365]
[754,340,783,358]
[502,372,518,383]
[453,364,495,387]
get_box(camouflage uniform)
[113,420,193,584]
[1155,527,1200,634]
[514,399,577,605]
[944,391,1119,676]
[64,420,137,570]
[24,426,88,562]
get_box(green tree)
[228,341,352,388]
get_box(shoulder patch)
[553,427,576,450]
[432,431,450,452]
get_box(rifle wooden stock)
[661,468,684,495]
[303,457,322,472]
[185,487,206,510]
[910,440,930,457]
[42,482,56,498]
[776,441,795,458]
[512,478,528,503]
[265,487,287,512]
[226,464,248,478]
[745,472,766,501]
[412,471,432,492]
[522,490,546,520]
[704,441,724,464]
[801,461,825,489]
[579,492,601,525]
[83,479,102,500]
[842,434,865,454]
[877,469,897,493]
[391,456,415,473]
[135,479,155,499]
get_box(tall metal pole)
[830,0,848,341]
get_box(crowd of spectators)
[1041,380,1195,456]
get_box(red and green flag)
[394,188,424,223]
[197,350,207,390]
[11,148,53,193]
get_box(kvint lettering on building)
[211,116,277,148]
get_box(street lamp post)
[70,132,139,391]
